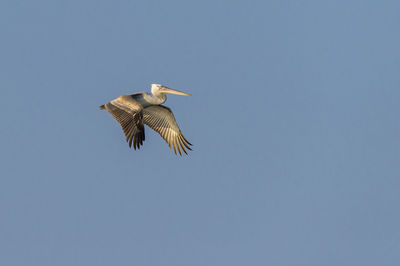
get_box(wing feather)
[143,105,192,155]
[103,95,145,150]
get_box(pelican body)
[99,84,192,155]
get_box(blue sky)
[1,0,400,265]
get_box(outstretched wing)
[143,105,192,155]
[102,95,145,150]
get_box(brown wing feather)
[143,105,192,155]
[103,95,145,150]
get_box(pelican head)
[151,84,191,96]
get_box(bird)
[99,84,192,155]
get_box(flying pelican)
[99,84,192,155]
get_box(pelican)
[99,84,192,155]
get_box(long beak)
[160,86,191,96]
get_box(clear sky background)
[1,0,399,265]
